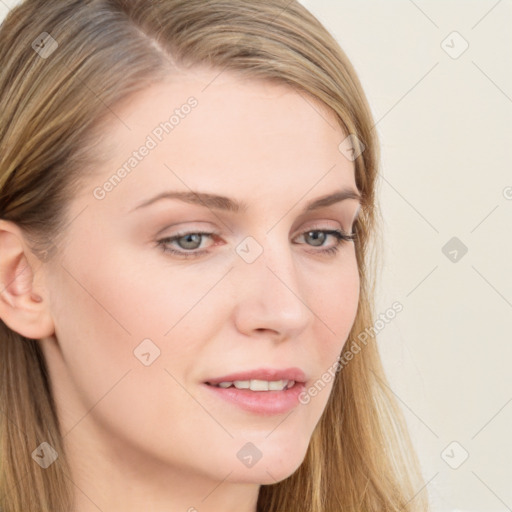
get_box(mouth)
[202,368,307,415]
[205,379,297,391]
[203,367,307,388]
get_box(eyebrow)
[130,187,362,214]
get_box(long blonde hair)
[0,1,429,510]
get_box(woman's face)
[40,68,361,490]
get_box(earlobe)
[0,220,54,339]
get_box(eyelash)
[156,227,356,260]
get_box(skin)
[0,67,361,512]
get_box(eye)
[156,227,356,259]
[156,231,216,259]
[293,229,356,257]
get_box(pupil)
[307,231,324,247]
[180,233,201,249]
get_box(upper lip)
[204,367,307,386]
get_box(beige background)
[1,1,511,510]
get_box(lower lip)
[202,382,306,415]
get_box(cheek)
[309,251,360,347]
[48,246,230,462]
[49,239,227,402]
[290,252,359,410]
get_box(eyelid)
[299,220,347,233]
[158,220,349,241]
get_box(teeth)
[251,379,269,391]
[214,379,294,391]
[268,380,286,391]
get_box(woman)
[0,1,429,510]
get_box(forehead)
[79,68,357,214]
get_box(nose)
[231,235,314,341]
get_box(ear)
[0,219,55,339]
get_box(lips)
[202,367,308,415]
[204,367,307,387]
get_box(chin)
[225,444,309,485]
[227,462,304,485]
